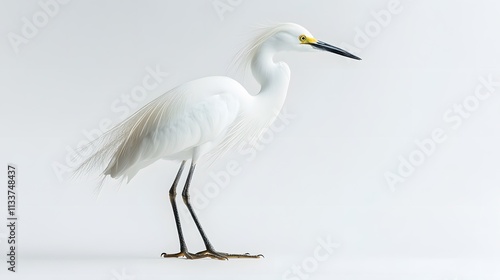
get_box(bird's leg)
[161,160,198,259]
[181,162,263,260]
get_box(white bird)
[78,23,360,260]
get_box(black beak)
[311,40,361,60]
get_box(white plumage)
[77,23,360,260]
[103,77,246,180]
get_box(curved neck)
[250,43,290,114]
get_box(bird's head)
[264,23,361,60]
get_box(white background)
[1,0,500,279]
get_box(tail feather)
[75,87,183,187]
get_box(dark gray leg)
[181,162,263,260]
[161,160,197,259]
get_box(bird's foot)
[161,250,199,260]
[194,248,264,260]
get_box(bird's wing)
[76,76,244,182]
[204,96,282,166]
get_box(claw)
[161,251,199,259]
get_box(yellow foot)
[195,249,264,260]
[161,251,199,259]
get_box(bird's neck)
[251,44,290,115]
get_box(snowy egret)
[79,23,360,260]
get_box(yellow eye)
[299,35,307,43]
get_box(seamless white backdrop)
[1,0,500,279]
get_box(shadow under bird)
[78,23,360,260]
